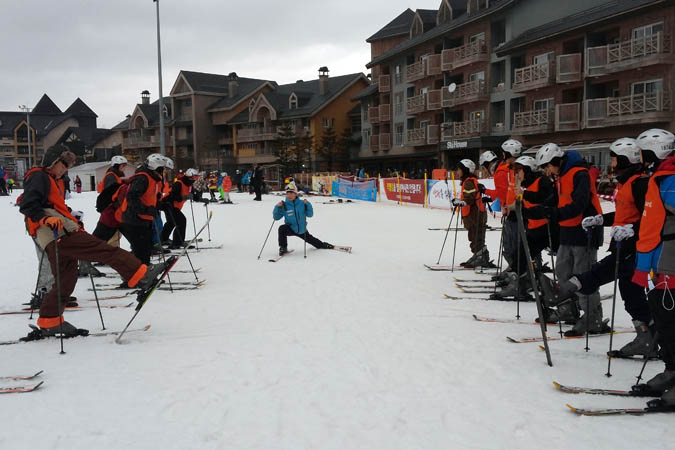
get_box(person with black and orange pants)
[119,153,169,265]
[18,149,167,337]
[161,169,196,249]
[452,159,490,268]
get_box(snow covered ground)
[0,190,670,450]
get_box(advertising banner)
[380,178,426,204]
[332,181,377,202]
[426,178,496,210]
[312,175,336,195]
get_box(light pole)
[154,0,166,156]
[18,105,32,167]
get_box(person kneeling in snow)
[273,182,333,256]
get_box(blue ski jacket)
[273,198,313,234]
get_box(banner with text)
[426,178,495,210]
[332,181,377,202]
[380,178,426,205]
[312,175,336,195]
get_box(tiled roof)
[367,0,514,68]
[64,98,98,118]
[32,94,62,115]
[417,9,438,32]
[496,0,665,55]
[58,127,112,148]
[367,9,416,42]
[351,83,378,101]
[207,79,273,111]
[180,70,272,96]
[137,98,172,127]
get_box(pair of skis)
[0,371,44,394]
[554,382,675,415]
[1,325,151,346]
[268,245,352,262]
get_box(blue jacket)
[273,198,313,234]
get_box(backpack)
[96,181,121,213]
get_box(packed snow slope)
[0,190,670,450]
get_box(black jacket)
[122,166,162,227]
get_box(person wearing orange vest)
[532,143,605,336]
[219,172,233,204]
[630,129,675,405]
[492,156,555,300]
[160,168,196,249]
[98,155,128,193]
[552,138,654,354]
[452,159,491,268]
[18,149,169,338]
[92,155,129,250]
[119,153,168,264]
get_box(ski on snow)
[0,382,44,394]
[1,325,151,346]
[553,381,659,398]
[565,403,675,416]
[0,370,43,381]
[269,249,295,262]
[88,280,205,292]
[506,329,634,343]
[3,303,134,315]
[473,314,559,326]
[425,264,494,272]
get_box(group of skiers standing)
[452,129,675,408]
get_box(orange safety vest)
[523,177,547,230]
[557,167,603,227]
[505,168,516,206]
[636,168,675,254]
[461,176,486,217]
[97,171,122,193]
[173,178,191,210]
[612,174,642,227]
[24,168,79,237]
[118,172,160,222]
[222,176,232,192]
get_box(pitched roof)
[0,112,26,138]
[367,9,416,42]
[417,9,438,32]
[351,83,378,101]
[58,127,112,148]
[136,98,172,127]
[367,0,514,68]
[32,94,62,115]
[64,98,98,118]
[207,79,273,111]
[112,116,131,130]
[179,70,272,96]
[496,0,665,55]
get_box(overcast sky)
[2,0,440,128]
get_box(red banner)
[381,178,426,204]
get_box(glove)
[581,214,604,231]
[72,210,84,222]
[40,216,63,231]
[481,197,492,204]
[451,198,466,207]
[610,224,634,242]
[478,184,486,194]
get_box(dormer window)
[289,93,298,110]
[249,99,255,112]
[437,0,453,25]
[162,105,169,117]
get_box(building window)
[393,65,402,84]
[395,124,404,146]
[533,52,554,65]
[249,99,255,112]
[184,99,192,107]
[289,93,298,110]
[363,129,371,149]
[394,93,404,115]
[469,111,484,121]
[469,71,485,82]
[533,98,554,111]
[633,22,664,39]
[322,118,334,129]
[632,79,663,96]
[470,32,486,43]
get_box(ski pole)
[30,244,47,321]
[164,207,199,282]
[89,273,105,330]
[152,214,174,292]
[546,220,556,282]
[450,206,461,272]
[52,230,65,355]
[304,230,307,259]
[584,230,593,352]
[605,242,622,377]
[189,199,199,251]
[436,206,457,265]
[635,330,659,385]
[515,202,522,319]
[204,202,211,242]
[494,216,506,295]
[257,219,275,260]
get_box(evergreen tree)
[317,126,337,171]
[274,123,297,175]
[294,132,314,173]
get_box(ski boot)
[78,260,105,278]
[607,321,658,359]
[491,268,512,283]
[279,246,289,256]
[552,277,582,305]
[563,306,610,337]
[647,387,675,410]
[463,247,487,268]
[322,243,334,249]
[21,319,89,341]
[633,371,675,397]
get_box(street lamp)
[18,105,32,167]
[153,0,166,156]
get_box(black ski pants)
[92,221,119,242]
[121,223,154,265]
[575,250,651,324]
[254,183,262,200]
[161,205,187,246]
[278,224,325,249]
[648,288,675,371]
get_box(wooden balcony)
[583,91,672,129]
[379,133,391,150]
[512,109,554,135]
[123,135,151,148]
[368,106,380,124]
[555,103,581,131]
[513,61,555,92]
[369,134,380,151]
[427,125,440,144]
[379,74,391,93]
[441,40,489,71]
[427,90,442,110]
[406,94,426,114]
[441,80,488,108]
[556,53,582,83]
[441,119,484,140]
[237,126,277,142]
[406,128,427,146]
[379,104,391,122]
[586,32,673,77]
[426,54,442,76]
[406,60,426,82]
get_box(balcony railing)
[512,109,554,135]
[442,79,488,108]
[123,135,152,147]
[218,136,234,145]
[406,94,426,114]
[237,126,277,142]
[586,32,673,76]
[379,104,391,122]
[406,127,427,146]
[513,61,555,92]
[426,54,442,76]
[441,39,489,71]
[174,113,192,122]
[379,74,391,93]
[583,91,672,128]
[441,119,484,140]
[368,106,380,124]
[555,103,581,131]
[556,53,582,83]
[369,134,380,151]
[406,60,426,82]
[379,133,391,150]
[427,90,442,110]
[427,125,440,144]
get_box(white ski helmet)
[535,143,564,167]
[514,155,538,172]
[163,156,175,170]
[146,153,167,170]
[185,168,199,177]
[111,155,128,165]
[609,138,641,165]
[479,151,498,167]
[636,128,675,160]
[501,139,522,157]
[458,159,476,174]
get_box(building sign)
[446,140,468,150]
